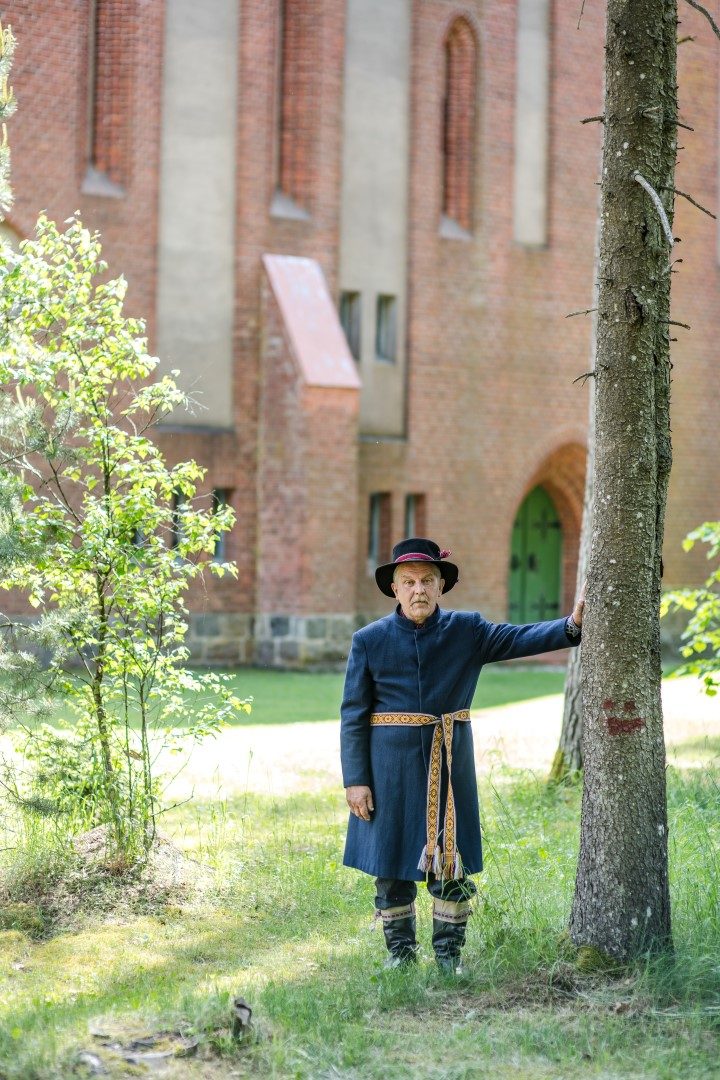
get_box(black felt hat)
[375,538,459,598]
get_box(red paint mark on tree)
[602,698,646,735]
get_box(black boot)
[432,898,470,975]
[377,903,417,969]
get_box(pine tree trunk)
[569,0,676,959]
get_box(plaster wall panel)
[156,0,238,428]
[339,0,411,436]
[513,0,550,246]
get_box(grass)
[1,755,718,1078]
[0,673,717,1077]
[20,664,565,732]
[228,663,565,724]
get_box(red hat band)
[395,549,452,564]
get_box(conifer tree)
[569,0,677,959]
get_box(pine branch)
[664,186,717,220]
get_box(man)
[340,537,584,973]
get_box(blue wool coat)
[340,605,579,881]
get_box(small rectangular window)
[212,488,232,562]
[375,295,397,363]
[367,492,391,574]
[275,0,316,211]
[404,494,426,538]
[339,291,361,361]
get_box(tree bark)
[569,0,676,959]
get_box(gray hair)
[392,561,442,585]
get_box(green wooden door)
[508,486,563,623]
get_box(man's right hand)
[346,785,374,821]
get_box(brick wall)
[2,0,718,665]
[253,264,360,665]
[662,3,720,587]
[232,0,347,622]
[4,0,163,342]
[357,0,718,639]
[357,0,597,629]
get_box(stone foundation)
[186,613,256,666]
[6,606,695,672]
[187,612,357,669]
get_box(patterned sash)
[370,710,471,880]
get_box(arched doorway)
[508,486,562,622]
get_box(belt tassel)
[417,843,442,875]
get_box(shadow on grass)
[2,769,720,1079]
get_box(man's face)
[391,562,444,624]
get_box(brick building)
[2,0,718,665]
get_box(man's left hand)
[573,580,586,627]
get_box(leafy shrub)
[0,216,251,862]
[662,521,720,695]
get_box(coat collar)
[392,604,443,631]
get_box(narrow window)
[87,0,130,190]
[368,493,391,573]
[212,488,232,562]
[375,295,397,362]
[275,0,315,211]
[442,18,477,233]
[404,494,427,538]
[339,291,362,361]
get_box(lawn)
[227,663,565,725]
[0,674,718,1079]
[13,663,566,730]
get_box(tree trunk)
[551,227,600,783]
[569,0,676,959]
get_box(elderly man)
[340,537,584,973]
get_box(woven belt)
[370,710,471,880]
